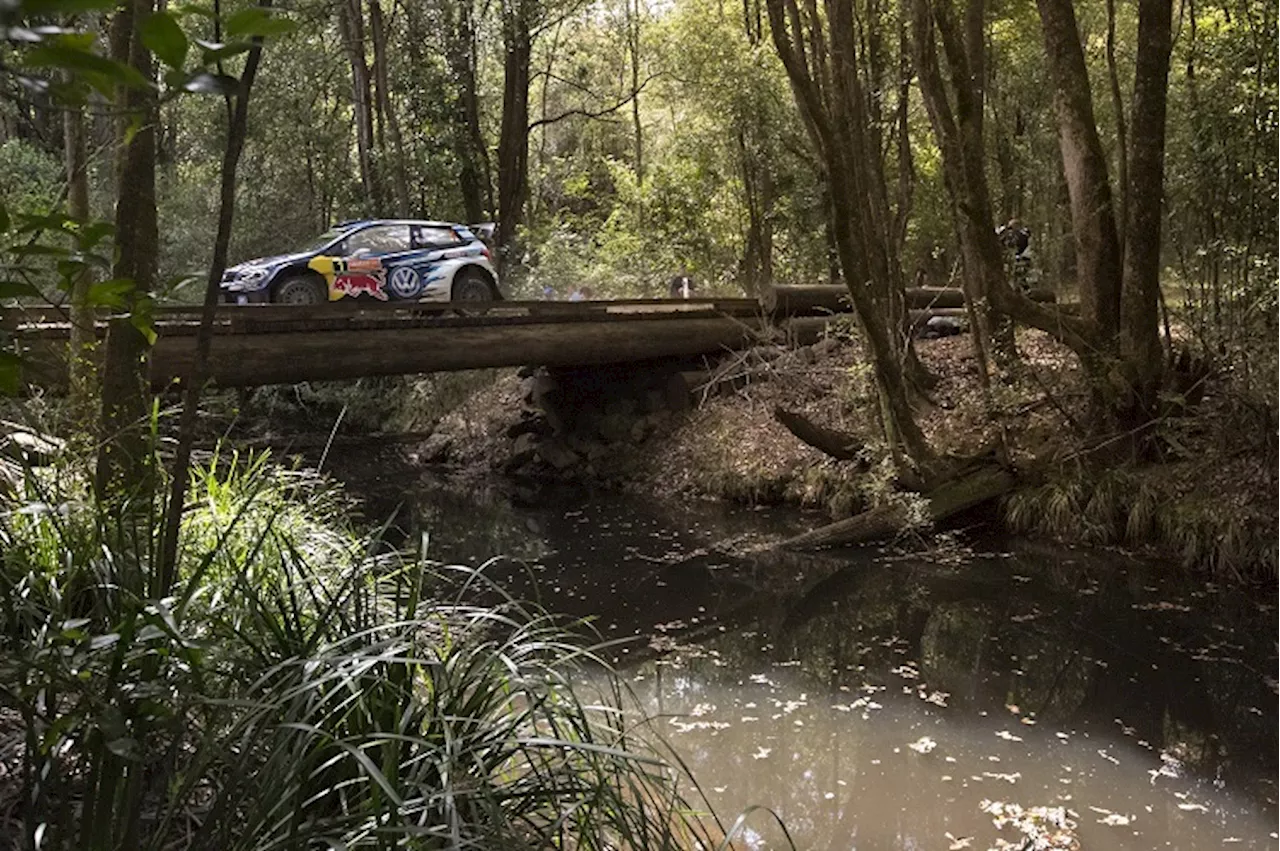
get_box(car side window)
[344,225,411,256]
[411,226,462,250]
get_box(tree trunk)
[64,85,95,426]
[765,0,934,469]
[95,0,158,501]
[496,0,533,274]
[627,0,644,184]
[369,0,411,216]
[338,0,381,211]
[1034,0,1122,340]
[1118,0,1173,423]
[773,406,866,462]
[156,27,267,599]
[448,0,491,222]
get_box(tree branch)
[527,72,658,131]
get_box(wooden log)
[776,465,1016,550]
[762,284,1057,316]
[773,406,864,462]
[148,313,767,389]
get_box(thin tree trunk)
[95,0,158,501]
[627,0,643,184]
[1105,0,1128,243]
[370,0,410,215]
[338,0,381,211]
[767,0,933,467]
[496,0,533,273]
[155,23,267,597]
[64,85,96,425]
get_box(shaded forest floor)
[418,329,1277,581]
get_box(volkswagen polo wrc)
[220,219,501,305]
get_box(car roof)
[332,218,473,230]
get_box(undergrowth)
[1004,465,1277,581]
[0,444,728,850]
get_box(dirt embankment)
[418,330,1276,579]
[421,331,1067,501]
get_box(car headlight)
[224,267,269,291]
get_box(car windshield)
[295,228,351,254]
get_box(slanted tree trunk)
[156,21,267,599]
[777,464,1016,549]
[1035,0,1123,342]
[95,0,158,501]
[773,406,866,462]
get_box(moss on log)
[777,465,1017,550]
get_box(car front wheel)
[272,274,327,305]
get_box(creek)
[348,466,1277,850]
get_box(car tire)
[272,274,327,305]
[451,268,495,314]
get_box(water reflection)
[353,473,1278,849]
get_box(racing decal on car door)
[308,256,389,301]
[387,265,424,298]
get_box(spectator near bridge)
[668,273,696,299]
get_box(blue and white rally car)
[220,219,501,305]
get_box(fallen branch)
[772,406,865,463]
[776,464,1016,550]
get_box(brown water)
[362,474,1278,849]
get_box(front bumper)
[221,288,272,305]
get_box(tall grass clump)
[1003,465,1276,580]
[0,443,723,850]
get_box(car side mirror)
[351,247,372,258]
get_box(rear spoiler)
[469,223,496,242]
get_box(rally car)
[220,219,501,305]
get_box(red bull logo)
[328,257,389,300]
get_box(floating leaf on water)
[751,747,772,760]
[945,832,974,849]
[908,736,937,754]
[923,690,950,707]
[982,771,1022,784]
[1176,802,1209,812]
[996,730,1024,742]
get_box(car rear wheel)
[451,268,496,314]
[272,274,327,305]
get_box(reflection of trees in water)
[689,548,1276,801]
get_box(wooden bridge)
[5,298,772,389]
[3,286,1053,390]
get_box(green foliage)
[0,444,724,849]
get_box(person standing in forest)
[997,218,1033,290]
